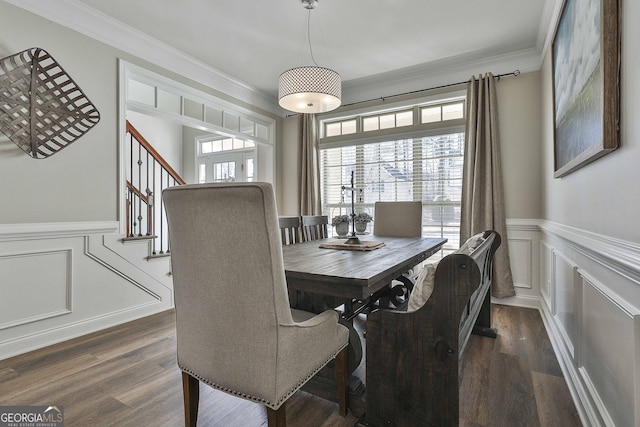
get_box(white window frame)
[318,90,466,254]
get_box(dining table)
[283,235,447,300]
[281,234,447,416]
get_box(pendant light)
[278,0,341,114]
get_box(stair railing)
[126,120,186,256]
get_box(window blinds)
[320,132,464,252]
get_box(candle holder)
[341,171,361,245]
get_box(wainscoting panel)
[0,222,173,360]
[540,241,553,309]
[579,273,639,427]
[540,220,640,427]
[502,220,541,307]
[509,237,533,289]
[553,250,578,358]
[0,249,71,329]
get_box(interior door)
[198,152,255,183]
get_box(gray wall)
[541,0,640,242]
[279,72,544,221]
[280,115,300,215]
[497,71,542,219]
[0,3,120,223]
[0,1,279,224]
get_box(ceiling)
[7,0,562,114]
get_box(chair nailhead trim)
[179,342,347,409]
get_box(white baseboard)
[0,301,169,361]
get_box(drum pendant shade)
[278,66,341,113]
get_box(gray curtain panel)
[461,73,515,298]
[299,113,322,215]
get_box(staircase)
[123,120,186,257]
[94,121,186,301]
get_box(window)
[197,137,256,183]
[362,110,414,132]
[319,95,465,255]
[199,138,255,155]
[325,119,357,137]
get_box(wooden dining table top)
[282,235,447,300]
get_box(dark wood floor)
[0,305,581,427]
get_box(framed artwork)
[552,0,620,178]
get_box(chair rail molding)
[539,220,640,286]
[0,221,119,242]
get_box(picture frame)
[552,0,620,178]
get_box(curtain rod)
[340,69,521,108]
[284,69,521,117]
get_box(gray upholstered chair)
[163,182,349,427]
[371,201,423,307]
[373,201,423,237]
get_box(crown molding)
[341,46,544,106]
[5,0,281,114]
[5,0,561,116]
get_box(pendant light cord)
[307,9,319,66]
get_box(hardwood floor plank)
[532,371,582,427]
[0,305,581,427]
[459,334,495,424]
[518,308,564,377]
[0,353,101,403]
[0,367,18,383]
[487,351,541,427]
[492,304,521,356]
[113,365,181,408]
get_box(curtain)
[461,73,515,298]
[299,113,321,215]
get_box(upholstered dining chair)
[301,215,329,241]
[163,182,349,427]
[373,201,423,237]
[371,201,423,307]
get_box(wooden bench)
[363,230,501,426]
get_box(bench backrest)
[365,230,501,426]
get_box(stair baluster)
[125,121,186,257]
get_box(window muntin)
[322,99,463,139]
[199,138,255,155]
[326,119,357,137]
